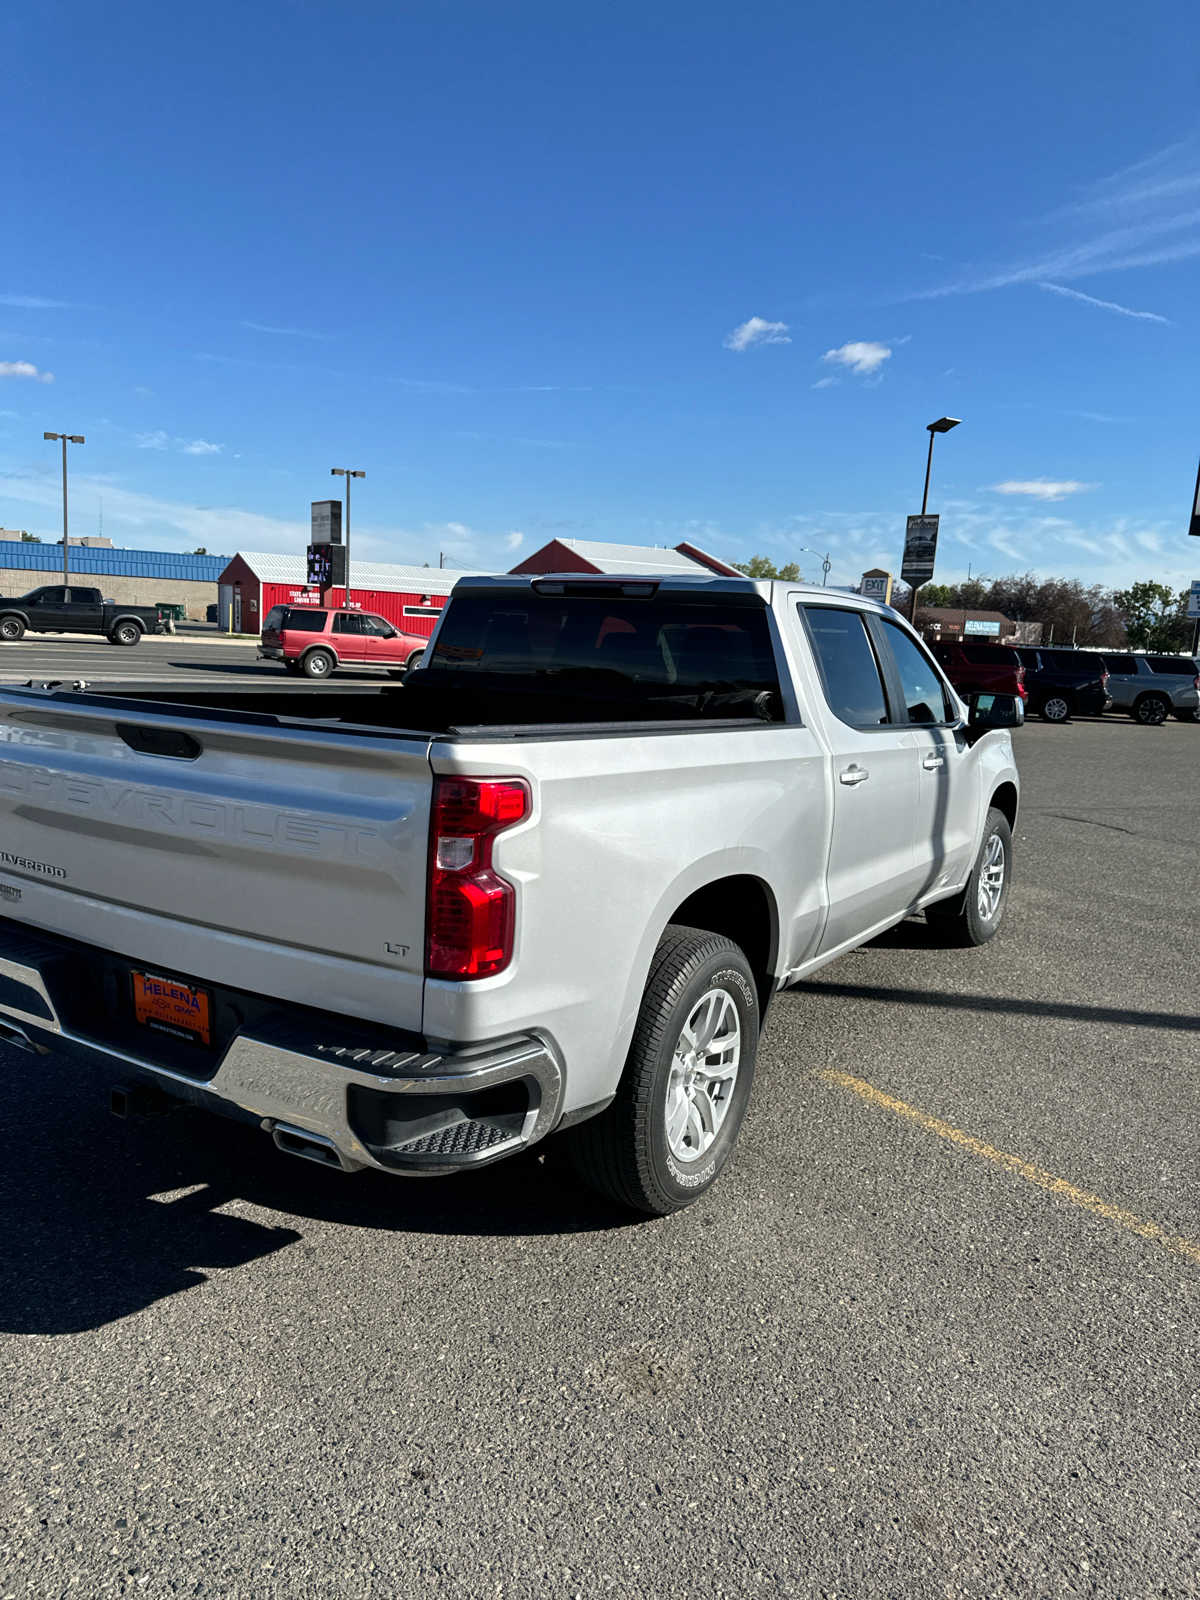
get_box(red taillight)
[1102,670,1110,686]
[1016,665,1027,699]
[426,777,530,980]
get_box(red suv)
[260,606,428,679]
[929,640,1027,703]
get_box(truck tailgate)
[0,693,433,1032]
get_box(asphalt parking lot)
[0,715,1197,1599]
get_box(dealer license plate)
[131,970,212,1046]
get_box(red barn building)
[509,537,741,578]
[215,552,489,638]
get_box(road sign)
[860,570,893,605]
[964,618,1001,636]
[1187,579,1200,618]
[311,500,342,545]
[901,515,939,586]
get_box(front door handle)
[922,754,945,770]
[839,765,870,786]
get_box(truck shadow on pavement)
[0,1059,628,1337]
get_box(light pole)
[799,545,832,585]
[909,416,961,619]
[330,467,365,608]
[43,432,85,585]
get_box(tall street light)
[909,416,961,619]
[798,544,832,585]
[43,431,85,585]
[330,467,365,608]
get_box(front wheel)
[925,806,1013,947]
[1040,695,1071,723]
[111,621,142,647]
[1132,694,1169,726]
[302,649,335,679]
[562,926,759,1215]
[405,650,425,672]
[0,616,25,642]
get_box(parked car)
[929,640,1027,704]
[258,605,427,678]
[0,585,164,645]
[1014,648,1110,722]
[0,575,1020,1216]
[1098,651,1200,724]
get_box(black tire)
[302,649,336,679]
[563,925,759,1216]
[1132,694,1169,726]
[1040,695,1071,723]
[0,616,25,642]
[405,650,425,672]
[111,620,142,647]
[925,806,1013,947]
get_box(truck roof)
[454,571,890,612]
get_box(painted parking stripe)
[818,1068,1200,1265]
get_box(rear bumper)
[0,921,563,1177]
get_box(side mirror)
[968,691,1024,733]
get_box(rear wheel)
[1040,695,1071,723]
[925,807,1012,947]
[302,649,335,679]
[0,616,25,642]
[1132,694,1169,726]
[111,620,142,646]
[562,925,759,1215]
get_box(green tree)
[918,583,955,608]
[1112,581,1191,652]
[20,531,41,544]
[191,546,208,555]
[733,555,802,581]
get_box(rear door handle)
[922,754,945,770]
[839,765,870,786]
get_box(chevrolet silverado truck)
[0,575,1021,1215]
[0,585,165,645]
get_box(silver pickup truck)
[0,575,1020,1214]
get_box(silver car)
[1098,652,1200,724]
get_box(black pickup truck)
[0,586,165,646]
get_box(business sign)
[311,500,343,545]
[900,514,939,586]
[964,618,1001,636]
[1187,579,1200,618]
[860,570,893,605]
[307,542,347,588]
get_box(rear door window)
[800,606,889,727]
[284,609,327,631]
[879,620,955,724]
[962,644,1018,665]
[1100,653,1136,673]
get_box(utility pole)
[43,432,85,584]
[906,417,961,621]
[330,467,365,608]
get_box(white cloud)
[135,430,170,450]
[811,376,837,390]
[1038,281,1169,323]
[724,317,791,352]
[0,295,73,310]
[990,479,1094,502]
[241,320,327,340]
[0,361,53,383]
[504,532,524,551]
[182,439,223,456]
[821,341,892,377]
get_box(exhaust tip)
[271,1122,361,1172]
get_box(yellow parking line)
[817,1068,1200,1266]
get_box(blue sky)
[2,0,1199,591]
